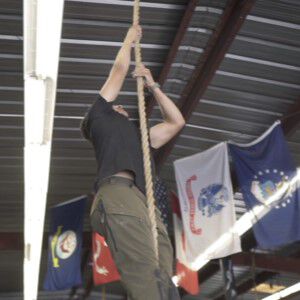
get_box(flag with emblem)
[92,232,120,285]
[43,195,87,290]
[229,121,300,249]
[174,142,241,267]
[172,191,199,295]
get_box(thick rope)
[133,0,159,261]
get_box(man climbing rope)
[81,25,185,299]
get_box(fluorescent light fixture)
[190,169,300,271]
[23,0,64,299]
[262,282,300,300]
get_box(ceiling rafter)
[145,0,198,116]
[281,100,300,137]
[213,245,300,299]
[196,231,256,287]
[231,252,300,275]
[154,0,256,170]
[0,232,92,250]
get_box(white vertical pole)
[23,1,64,299]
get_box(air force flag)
[44,196,87,290]
[174,143,241,267]
[229,121,300,249]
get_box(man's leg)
[155,208,181,300]
[91,183,172,300]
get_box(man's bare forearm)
[151,87,185,126]
[100,26,141,102]
[111,35,132,76]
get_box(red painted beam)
[281,100,300,137]
[213,248,300,300]
[0,232,92,250]
[146,0,198,116]
[154,0,256,170]
[198,230,257,285]
[232,252,300,275]
[0,232,23,251]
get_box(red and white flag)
[172,192,199,295]
[174,143,241,268]
[92,232,120,285]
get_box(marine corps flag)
[44,196,86,290]
[92,232,120,285]
[174,143,241,266]
[229,121,300,249]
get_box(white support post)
[23,0,64,299]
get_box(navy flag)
[229,121,300,249]
[44,196,87,290]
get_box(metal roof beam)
[197,230,257,285]
[281,101,300,137]
[66,0,185,10]
[213,248,300,300]
[145,0,198,116]
[0,232,92,250]
[231,252,300,275]
[154,0,256,170]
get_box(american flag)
[154,177,170,231]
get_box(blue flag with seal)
[229,121,300,249]
[44,195,87,290]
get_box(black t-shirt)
[85,94,155,195]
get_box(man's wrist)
[147,82,160,92]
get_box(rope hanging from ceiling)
[132,0,159,261]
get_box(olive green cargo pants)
[90,176,180,300]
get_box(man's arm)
[132,65,185,149]
[100,26,142,102]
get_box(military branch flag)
[174,142,241,266]
[229,121,300,249]
[44,196,87,290]
[92,232,120,285]
[172,191,199,295]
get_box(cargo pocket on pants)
[90,200,119,253]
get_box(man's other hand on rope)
[132,64,186,149]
